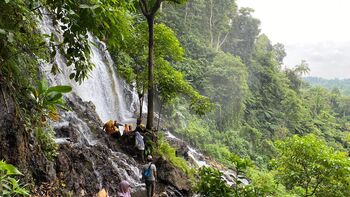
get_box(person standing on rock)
[142,155,157,197]
[135,131,145,162]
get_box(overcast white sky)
[236,0,350,79]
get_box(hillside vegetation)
[0,0,349,196]
[304,77,350,95]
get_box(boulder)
[156,157,191,194]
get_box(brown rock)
[155,157,191,193]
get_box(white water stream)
[40,18,135,123]
[39,12,144,191]
[165,131,249,187]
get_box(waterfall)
[39,13,136,124]
[38,11,146,195]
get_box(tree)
[116,19,210,123]
[229,154,252,196]
[195,166,233,197]
[285,60,310,92]
[273,134,350,196]
[204,52,249,130]
[273,43,286,66]
[116,21,184,120]
[222,7,261,63]
[139,0,187,130]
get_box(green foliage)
[195,166,234,197]
[273,134,350,196]
[29,78,71,123]
[35,127,59,161]
[204,52,249,130]
[203,144,233,167]
[115,19,211,116]
[159,3,350,195]
[155,134,193,175]
[0,0,47,120]
[305,77,350,96]
[0,161,29,196]
[25,78,70,160]
[229,154,252,175]
[44,0,134,83]
[1,0,350,195]
[244,168,293,197]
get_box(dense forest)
[305,77,350,95]
[0,0,349,196]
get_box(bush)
[155,134,194,175]
[272,134,350,196]
[0,161,29,196]
[35,127,58,161]
[195,166,234,197]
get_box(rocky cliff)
[0,87,192,196]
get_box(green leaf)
[79,4,100,9]
[47,85,72,93]
[7,32,14,43]
[0,28,6,34]
[0,161,22,175]
[46,93,63,102]
[38,78,48,95]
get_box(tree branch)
[209,0,214,47]
[150,0,162,16]
[31,6,42,12]
[0,86,9,113]
[139,0,148,16]
[308,175,323,197]
[1,44,46,67]
[218,30,230,49]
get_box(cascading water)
[164,131,250,187]
[38,11,146,195]
[165,131,207,167]
[39,13,137,124]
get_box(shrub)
[155,134,194,175]
[35,127,58,161]
[195,166,234,197]
[0,161,29,196]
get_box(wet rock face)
[1,90,192,196]
[166,137,189,159]
[0,86,27,165]
[66,94,103,133]
[156,157,191,195]
[51,94,145,196]
[56,143,122,196]
[0,86,53,184]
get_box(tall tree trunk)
[157,102,164,130]
[146,16,155,130]
[138,93,144,123]
[184,2,188,24]
[209,0,214,48]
